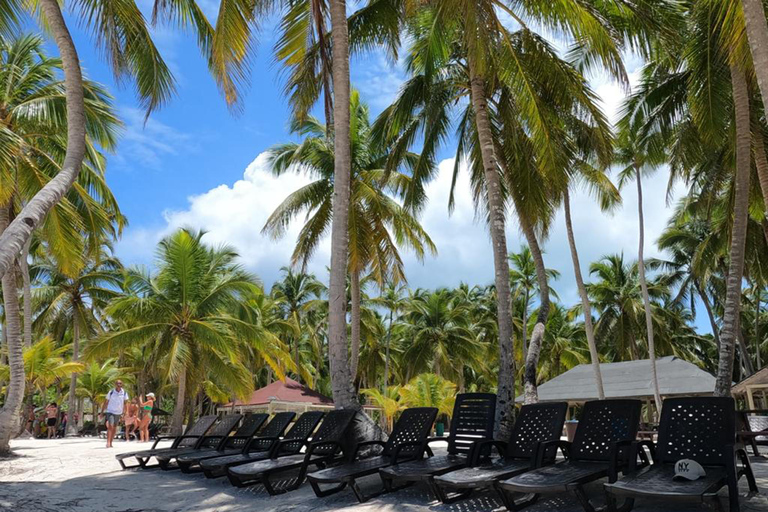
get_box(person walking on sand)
[101,380,129,448]
[45,402,58,439]
[124,398,139,441]
[137,393,155,442]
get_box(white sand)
[1,437,767,512]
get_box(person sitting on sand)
[101,380,129,448]
[124,398,139,441]
[137,393,155,443]
[45,403,58,439]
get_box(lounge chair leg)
[572,485,599,512]
[605,491,634,512]
[494,483,538,511]
[431,480,473,504]
[349,479,374,503]
[309,478,348,499]
[736,449,759,493]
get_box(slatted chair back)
[273,411,325,455]
[222,413,268,450]
[305,409,357,456]
[506,402,568,460]
[655,397,736,467]
[176,415,218,448]
[383,407,438,458]
[198,414,242,448]
[570,399,641,462]
[247,412,296,452]
[447,393,497,456]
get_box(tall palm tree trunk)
[741,0,768,126]
[635,168,662,414]
[752,138,768,244]
[326,0,359,411]
[66,320,80,436]
[350,270,361,382]
[0,205,25,455]
[564,189,605,399]
[516,209,550,405]
[0,0,87,280]
[715,65,752,396]
[696,280,721,352]
[521,289,529,360]
[171,366,187,435]
[756,287,762,370]
[468,62,515,439]
[19,238,32,348]
[383,308,393,391]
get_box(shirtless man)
[124,398,139,441]
[45,403,58,439]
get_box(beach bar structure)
[732,367,768,410]
[218,378,380,415]
[516,356,717,419]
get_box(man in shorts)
[101,380,129,448]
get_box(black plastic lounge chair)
[176,413,268,473]
[227,409,358,495]
[378,393,497,499]
[307,407,439,502]
[604,397,758,512]
[433,402,568,504]
[116,414,218,469]
[199,411,314,478]
[154,414,243,470]
[497,399,643,512]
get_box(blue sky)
[30,2,706,332]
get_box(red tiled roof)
[224,378,333,407]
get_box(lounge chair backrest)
[177,415,217,448]
[570,399,641,462]
[506,402,568,459]
[274,411,325,455]
[305,409,357,456]
[384,407,438,457]
[655,397,736,467]
[447,393,497,456]
[248,412,296,452]
[198,414,242,448]
[223,413,268,450]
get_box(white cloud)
[116,153,329,285]
[118,151,682,301]
[112,107,195,170]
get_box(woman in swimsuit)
[137,393,155,442]
[124,399,139,441]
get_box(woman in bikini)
[137,393,155,442]
[124,398,139,441]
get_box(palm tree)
[362,386,402,432]
[370,282,407,389]
[399,289,487,389]
[33,248,122,434]
[76,359,120,424]
[271,268,326,382]
[399,373,456,418]
[615,130,667,413]
[263,91,435,383]
[85,229,292,434]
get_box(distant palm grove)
[1,0,768,454]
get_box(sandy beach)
[1,437,767,512]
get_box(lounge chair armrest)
[608,439,635,482]
[470,440,507,466]
[268,438,308,458]
[150,435,178,449]
[537,439,571,465]
[354,440,387,459]
[245,435,280,451]
[390,441,429,464]
[305,440,345,459]
[635,440,656,466]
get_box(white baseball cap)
[673,459,707,481]
[146,392,155,398]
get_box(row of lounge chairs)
[115,394,758,512]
